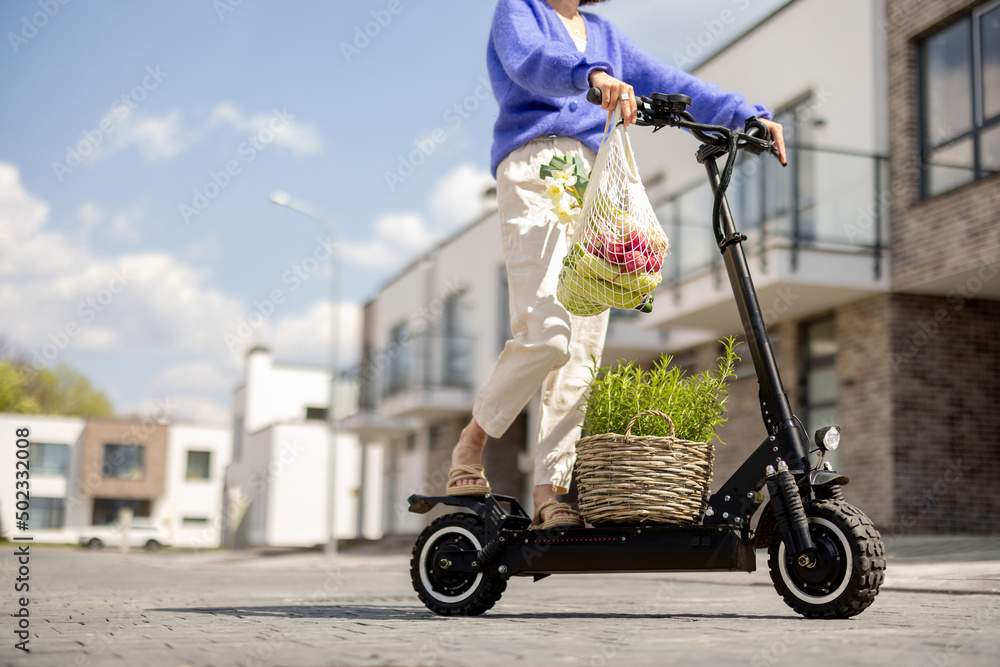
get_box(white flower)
[553,167,577,188]
[544,177,565,201]
[553,198,578,222]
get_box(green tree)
[0,360,42,413]
[0,357,113,418]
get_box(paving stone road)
[2,546,999,667]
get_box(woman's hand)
[759,118,787,166]
[589,70,637,126]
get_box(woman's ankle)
[451,420,488,467]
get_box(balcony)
[358,332,475,421]
[643,147,890,344]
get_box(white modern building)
[0,413,231,547]
[222,346,379,548]
[161,423,233,548]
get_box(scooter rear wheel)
[768,500,885,619]
[410,512,506,616]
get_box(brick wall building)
[701,0,1000,534]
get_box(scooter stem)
[703,156,811,474]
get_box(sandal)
[446,464,491,496]
[531,498,584,530]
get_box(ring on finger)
[621,93,629,100]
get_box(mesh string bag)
[558,106,670,316]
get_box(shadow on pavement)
[151,605,790,621]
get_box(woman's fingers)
[762,118,787,165]
[600,80,636,126]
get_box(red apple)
[624,230,650,256]
[644,253,664,273]
[623,250,646,274]
[587,233,614,258]
[605,237,628,264]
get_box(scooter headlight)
[814,425,841,452]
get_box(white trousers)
[472,137,609,493]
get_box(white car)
[78,521,170,551]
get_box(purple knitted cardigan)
[487,0,771,175]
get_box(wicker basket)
[575,410,715,526]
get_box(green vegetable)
[556,280,607,316]
[580,338,741,443]
[575,247,659,294]
[560,265,647,309]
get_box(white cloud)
[68,102,322,166]
[428,163,495,230]
[0,162,246,369]
[209,102,323,155]
[341,212,437,270]
[126,391,232,426]
[81,108,197,163]
[109,201,146,243]
[76,199,147,244]
[340,164,496,273]
[149,361,235,395]
[270,300,362,370]
[77,200,106,231]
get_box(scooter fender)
[808,469,850,488]
[407,493,532,536]
[752,471,850,548]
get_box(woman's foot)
[448,420,489,493]
[531,485,584,529]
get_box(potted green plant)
[575,338,740,525]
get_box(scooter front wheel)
[410,512,507,616]
[768,500,885,619]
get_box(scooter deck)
[499,523,756,576]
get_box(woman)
[447,0,786,529]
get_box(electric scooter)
[406,89,886,620]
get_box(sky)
[0,0,789,425]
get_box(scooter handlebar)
[587,87,603,106]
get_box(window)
[305,406,328,421]
[442,291,471,387]
[182,517,210,526]
[92,498,150,525]
[32,497,65,529]
[102,444,144,480]
[428,423,450,449]
[920,3,1000,197]
[232,415,244,462]
[800,316,838,466]
[731,95,817,241]
[185,450,211,481]
[385,322,411,396]
[29,442,69,476]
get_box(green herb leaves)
[581,338,740,443]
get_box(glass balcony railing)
[359,332,475,404]
[654,147,889,287]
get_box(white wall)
[242,348,330,434]
[226,426,273,546]
[160,423,232,548]
[265,423,329,546]
[632,0,886,199]
[0,414,84,544]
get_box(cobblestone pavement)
[3,546,999,667]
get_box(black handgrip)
[586,87,602,105]
[744,117,771,141]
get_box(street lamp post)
[269,190,339,558]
